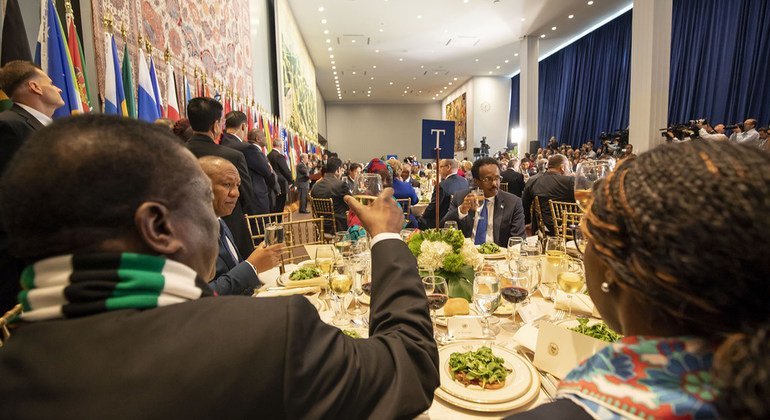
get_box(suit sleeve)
[0,120,26,175]
[234,154,258,214]
[277,157,294,185]
[408,185,419,205]
[440,192,472,235]
[522,182,534,225]
[248,146,273,178]
[283,239,439,419]
[509,197,526,239]
[297,163,309,177]
[209,260,262,296]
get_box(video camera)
[599,128,630,157]
[725,122,744,131]
[660,119,707,141]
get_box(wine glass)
[334,231,352,255]
[329,263,354,326]
[444,220,458,230]
[574,161,611,211]
[264,222,284,245]
[473,272,501,336]
[506,237,524,273]
[353,173,383,197]
[521,236,542,257]
[499,269,530,332]
[315,246,335,304]
[400,228,415,242]
[543,236,566,301]
[469,188,486,212]
[557,257,586,318]
[422,275,448,343]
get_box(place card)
[447,316,486,339]
[533,322,608,379]
[517,301,548,324]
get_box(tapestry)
[90,0,254,112]
[446,93,467,151]
[275,0,318,141]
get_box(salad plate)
[438,343,534,405]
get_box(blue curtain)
[668,0,770,127]
[537,11,632,148]
[507,75,520,145]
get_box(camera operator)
[739,119,760,145]
[696,121,728,142]
[728,123,744,143]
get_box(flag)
[183,72,192,112]
[65,8,91,112]
[36,0,82,118]
[103,33,127,115]
[223,92,231,115]
[1,0,32,111]
[246,105,253,131]
[121,43,136,118]
[137,48,160,122]
[165,64,179,121]
[262,114,272,153]
[148,56,162,117]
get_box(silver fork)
[551,310,568,322]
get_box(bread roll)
[443,298,470,316]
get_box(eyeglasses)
[479,176,502,183]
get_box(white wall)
[249,0,274,113]
[325,103,441,163]
[316,85,327,138]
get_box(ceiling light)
[475,58,479,62]
[521,18,526,22]
[448,82,452,85]
[329,54,334,58]
[352,39,356,43]
[418,90,422,93]
[367,94,370,97]
[328,47,333,51]
[514,53,519,57]
[389,81,393,85]
[587,0,593,4]
[443,86,447,89]
[379,28,384,32]
[372,65,377,68]
[318,6,325,12]
[540,34,546,38]
[496,65,501,69]
[413,77,417,79]
[367,90,371,93]
[463,0,468,3]
[399,58,403,61]
[434,72,438,75]
[375,49,380,53]
[334,76,338,79]
[552,26,557,30]
[371,76,374,79]
[403,90,407,93]
[368,86,372,89]
[333,71,337,75]
[326,39,331,43]
[331,60,335,64]
[332,66,336,69]
[324,29,329,34]
[489,71,493,74]
[417,15,422,19]
[453,77,457,80]
[568,14,574,19]
[321,19,327,24]
[420,65,424,68]
[352,71,356,74]
[504,59,509,63]
[353,90,356,93]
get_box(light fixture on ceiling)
[375,49,380,53]
[464,0,468,3]
[318,6,324,12]
[453,77,457,80]
[417,15,422,19]
[568,14,574,19]
[540,34,546,38]
[418,90,422,93]
[420,65,424,68]
[475,58,479,62]
[352,39,356,43]
[403,90,407,93]
[448,82,452,85]
[496,65,500,69]
[379,28,384,32]
[504,59,509,63]
[324,29,329,34]
[413,77,416,79]
[521,17,526,22]
[332,66,336,69]
[352,71,356,74]
[488,71,493,74]
[552,26,557,30]
[334,76,338,79]
[326,39,331,43]
[587,0,593,4]
[331,60,335,64]
[371,76,374,79]
[389,81,393,85]
[367,94,370,97]
[399,58,403,61]
[328,47,333,51]
[443,86,447,89]
[321,19,327,24]
[329,54,334,58]
[514,53,519,57]
[353,90,356,93]
[372,65,377,68]
[333,71,337,74]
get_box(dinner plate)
[481,251,507,260]
[494,301,514,316]
[433,370,540,413]
[438,343,534,405]
[554,317,602,329]
[435,307,500,327]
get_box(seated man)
[521,154,576,234]
[0,115,439,418]
[418,158,469,229]
[198,156,284,296]
[310,157,350,233]
[442,157,525,246]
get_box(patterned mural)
[446,93,467,151]
[90,0,254,111]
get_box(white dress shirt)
[458,197,495,244]
[16,103,53,126]
[699,128,728,142]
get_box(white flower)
[460,238,484,269]
[417,240,452,271]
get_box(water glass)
[444,221,458,230]
[473,272,501,336]
[265,223,284,245]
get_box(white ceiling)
[287,0,632,104]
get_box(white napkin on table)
[554,291,600,317]
[256,286,320,298]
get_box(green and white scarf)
[18,253,213,322]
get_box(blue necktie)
[474,200,488,245]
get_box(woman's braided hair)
[581,141,770,418]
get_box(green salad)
[342,329,361,338]
[448,346,511,389]
[569,318,622,342]
[477,243,501,255]
[289,266,321,281]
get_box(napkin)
[256,286,320,298]
[553,291,601,317]
[512,323,540,353]
[282,278,327,289]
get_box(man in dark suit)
[418,158,469,229]
[310,157,350,233]
[268,137,294,214]
[185,97,257,258]
[247,128,281,211]
[220,111,271,215]
[198,156,283,296]
[296,153,310,213]
[501,161,526,197]
[522,154,576,234]
[0,60,64,313]
[0,114,439,418]
[442,157,526,247]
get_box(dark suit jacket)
[296,162,310,186]
[0,240,439,419]
[417,174,469,229]
[210,219,261,296]
[186,134,256,257]
[521,172,576,233]
[310,174,350,233]
[268,149,293,195]
[442,189,526,247]
[501,168,526,198]
[0,104,45,313]
[220,133,272,215]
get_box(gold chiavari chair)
[395,198,411,219]
[532,196,548,238]
[310,196,336,240]
[561,211,584,247]
[550,200,582,238]
[245,211,291,248]
[281,218,326,269]
[499,182,508,193]
[0,304,22,347]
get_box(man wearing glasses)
[442,157,526,246]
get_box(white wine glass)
[329,263,353,326]
[315,246,335,304]
[354,173,383,197]
[544,236,566,301]
[574,161,611,211]
[557,257,585,318]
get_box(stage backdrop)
[275,0,318,141]
[445,93,467,152]
[90,0,254,113]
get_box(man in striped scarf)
[0,114,439,418]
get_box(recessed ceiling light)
[352,39,356,43]
[326,38,331,43]
[443,86,447,89]
[328,47,333,51]
[504,59,509,63]
[434,72,438,75]
[334,76,338,79]
[413,77,417,79]
[379,28,384,32]
[475,58,479,62]
[399,58,403,61]
[331,61,335,64]
[420,65,424,68]
[375,49,380,53]
[514,53,519,57]
[389,81,393,85]
[453,77,457,81]
[367,90,371,93]
[540,34,546,38]
[332,66,336,69]
[371,76,374,80]
[587,0,593,4]
[333,71,337,75]
[352,71,356,74]
[419,90,422,93]
[463,0,468,3]
[353,90,356,93]
[368,86,372,89]
[488,71,493,74]
[568,14,574,19]
[496,65,501,69]
[403,90,407,93]
[407,86,410,89]
[367,94,370,97]
[417,15,422,19]
[318,6,324,12]
[448,82,452,85]
[324,29,329,34]
[372,65,377,68]
[552,26,557,30]
[329,54,334,58]
[321,19,327,24]
[521,18,526,22]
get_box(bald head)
[198,157,240,217]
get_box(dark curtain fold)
[508,74,520,130]
[537,11,632,148]
[668,0,770,127]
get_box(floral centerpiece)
[406,229,483,301]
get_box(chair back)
[532,196,547,238]
[499,182,508,192]
[245,211,291,247]
[550,200,582,238]
[560,211,583,243]
[0,304,22,347]
[310,196,336,235]
[395,198,411,219]
[281,217,326,267]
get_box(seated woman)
[512,141,770,419]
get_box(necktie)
[474,199,488,245]
[219,219,239,265]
